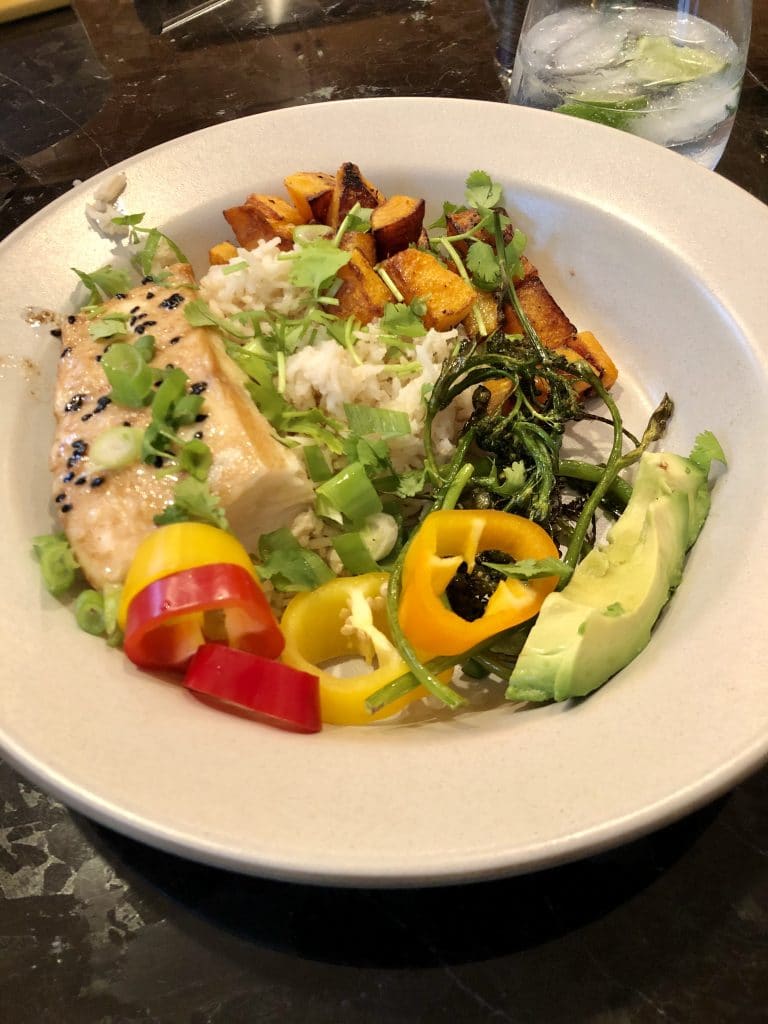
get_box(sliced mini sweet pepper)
[118,522,257,629]
[280,572,425,726]
[398,509,560,656]
[124,562,284,671]
[185,643,321,733]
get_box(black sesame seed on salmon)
[159,293,185,311]
[64,394,88,413]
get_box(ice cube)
[632,79,739,146]
[522,9,601,63]
[551,17,629,75]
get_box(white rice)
[200,238,311,318]
[200,243,474,474]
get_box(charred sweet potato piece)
[335,249,391,325]
[555,331,618,393]
[284,171,335,223]
[327,163,383,229]
[371,195,426,259]
[382,249,476,331]
[480,378,515,415]
[223,194,305,252]
[446,208,517,259]
[340,230,377,265]
[209,241,238,266]
[463,289,501,338]
[415,228,432,251]
[503,263,577,350]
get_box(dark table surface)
[1,2,767,1021]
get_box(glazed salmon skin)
[50,264,312,588]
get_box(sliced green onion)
[359,512,399,561]
[343,404,411,438]
[75,589,106,636]
[102,583,124,647]
[222,260,249,275]
[314,493,345,525]
[294,224,333,245]
[303,444,333,482]
[316,462,382,524]
[332,532,380,574]
[31,533,79,596]
[90,426,144,471]
[101,342,154,408]
[133,334,156,363]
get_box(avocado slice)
[506,436,724,703]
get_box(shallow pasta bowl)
[1,97,767,886]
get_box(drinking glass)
[508,0,752,168]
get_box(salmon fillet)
[50,265,312,588]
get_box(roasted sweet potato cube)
[415,228,432,251]
[340,230,377,265]
[327,162,383,229]
[209,241,238,266]
[480,378,515,415]
[371,195,426,259]
[382,249,476,331]
[446,208,518,258]
[503,268,577,349]
[223,194,305,252]
[463,289,501,337]
[335,249,391,325]
[555,331,618,393]
[284,171,335,223]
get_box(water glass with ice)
[508,0,752,168]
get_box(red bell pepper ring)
[124,562,284,672]
[184,643,321,733]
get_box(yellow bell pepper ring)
[279,573,425,726]
[118,522,257,629]
[399,509,560,657]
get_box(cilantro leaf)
[179,439,213,481]
[429,200,460,230]
[153,478,228,529]
[111,212,146,227]
[481,557,572,582]
[288,238,352,296]
[394,467,427,498]
[88,312,131,340]
[689,430,726,474]
[466,240,500,291]
[73,265,133,306]
[381,300,428,338]
[256,528,334,592]
[183,298,252,339]
[505,229,527,278]
[344,207,373,233]
[465,171,503,211]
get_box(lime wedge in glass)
[630,36,727,88]
[555,95,648,130]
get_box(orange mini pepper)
[398,509,560,657]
